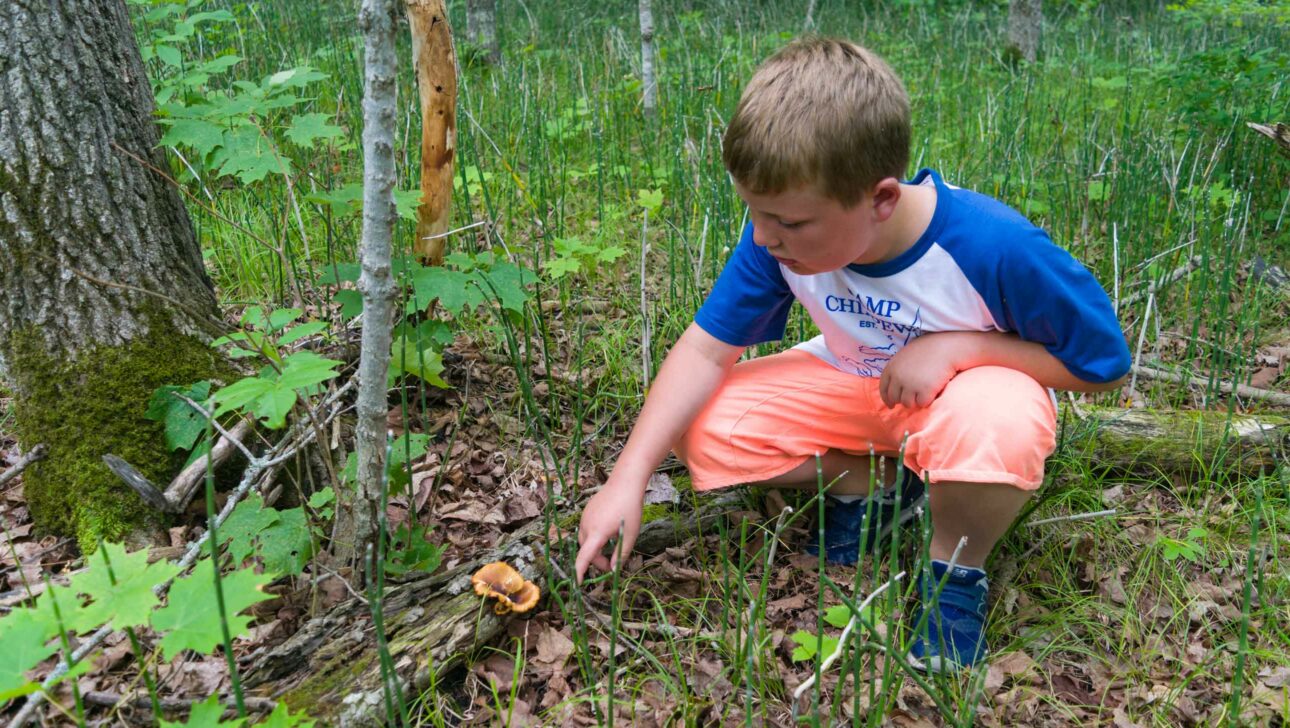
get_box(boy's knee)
[940,366,1056,447]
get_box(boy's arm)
[880,330,1126,409]
[575,323,745,582]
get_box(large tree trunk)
[0,0,227,550]
[466,0,500,65]
[1005,0,1042,65]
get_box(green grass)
[124,0,1290,724]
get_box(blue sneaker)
[907,559,989,672]
[804,470,926,565]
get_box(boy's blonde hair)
[722,36,910,207]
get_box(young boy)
[574,37,1129,671]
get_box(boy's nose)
[751,226,775,249]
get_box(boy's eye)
[779,219,804,229]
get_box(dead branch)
[0,444,47,488]
[1132,364,1290,409]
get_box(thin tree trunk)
[1006,0,1042,64]
[466,0,499,65]
[0,0,226,549]
[337,0,401,572]
[405,0,458,266]
[639,0,657,117]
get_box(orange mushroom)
[471,561,541,615]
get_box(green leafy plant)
[543,235,627,280]
[1157,527,1209,563]
[0,547,276,700]
[221,494,315,577]
[146,381,215,465]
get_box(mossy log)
[244,491,744,726]
[1062,405,1288,478]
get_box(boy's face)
[735,181,890,275]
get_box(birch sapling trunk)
[405,0,458,266]
[639,0,657,117]
[343,0,400,573]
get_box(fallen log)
[243,491,745,726]
[1062,405,1288,478]
[244,407,1286,724]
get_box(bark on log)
[1065,405,1288,478]
[405,0,458,266]
[243,491,744,726]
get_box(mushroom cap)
[471,561,541,615]
[472,561,525,597]
[506,580,541,613]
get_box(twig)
[421,219,487,242]
[639,209,652,394]
[791,571,906,702]
[0,444,47,488]
[1132,364,1290,408]
[1120,255,1202,309]
[1026,508,1118,527]
[1127,288,1155,396]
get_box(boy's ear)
[869,177,902,221]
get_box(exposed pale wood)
[405,0,458,266]
[167,419,255,512]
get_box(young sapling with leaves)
[575,36,1130,671]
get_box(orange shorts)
[674,350,1057,492]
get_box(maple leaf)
[258,703,317,727]
[159,694,245,727]
[0,607,58,700]
[68,543,181,633]
[151,559,276,661]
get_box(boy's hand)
[879,334,964,408]
[574,479,645,583]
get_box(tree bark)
[0,0,227,549]
[639,0,657,118]
[335,0,402,574]
[466,0,500,65]
[405,0,458,266]
[1005,0,1042,65]
[1071,405,1287,478]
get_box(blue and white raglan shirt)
[695,169,1131,383]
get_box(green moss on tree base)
[9,319,230,551]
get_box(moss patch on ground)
[8,318,231,551]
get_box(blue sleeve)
[990,232,1131,383]
[693,224,795,346]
